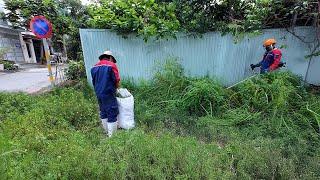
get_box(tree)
[88,0,318,40]
[4,0,89,60]
[88,0,180,41]
[6,0,317,59]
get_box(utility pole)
[43,38,55,87]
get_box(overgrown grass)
[0,60,319,179]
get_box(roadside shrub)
[0,47,15,70]
[0,60,15,70]
[65,60,86,80]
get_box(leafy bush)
[0,60,15,70]
[88,0,180,41]
[0,48,15,70]
[88,0,316,40]
[65,60,86,80]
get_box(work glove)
[278,62,286,68]
[250,64,257,70]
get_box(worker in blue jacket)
[251,38,285,73]
[91,50,120,137]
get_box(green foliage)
[0,60,14,70]
[181,78,225,116]
[4,0,319,56]
[0,47,9,60]
[0,48,16,70]
[65,60,86,80]
[88,0,317,41]
[88,0,180,41]
[138,59,226,117]
[305,50,320,59]
[0,87,230,179]
[231,72,304,113]
[130,60,320,178]
[0,12,5,20]
[1,60,320,179]
[0,93,36,121]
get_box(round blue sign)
[30,16,53,39]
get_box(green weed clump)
[132,60,227,131]
[65,60,87,80]
[130,59,320,178]
[231,72,305,113]
[0,93,36,121]
[0,59,319,179]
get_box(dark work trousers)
[97,94,119,123]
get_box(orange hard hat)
[263,39,277,47]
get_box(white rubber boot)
[101,118,108,134]
[107,121,118,137]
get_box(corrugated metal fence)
[80,27,320,86]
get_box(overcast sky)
[81,0,91,5]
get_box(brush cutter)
[227,62,286,89]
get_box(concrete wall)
[0,28,24,62]
[80,27,320,86]
[0,0,25,63]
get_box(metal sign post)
[30,15,54,87]
[42,38,54,86]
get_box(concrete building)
[0,0,25,63]
[20,32,46,63]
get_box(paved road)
[0,65,65,93]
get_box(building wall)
[0,0,25,63]
[0,28,24,62]
[80,27,320,86]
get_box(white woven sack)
[116,89,135,129]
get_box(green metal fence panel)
[80,27,319,86]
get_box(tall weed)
[0,60,319,179]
